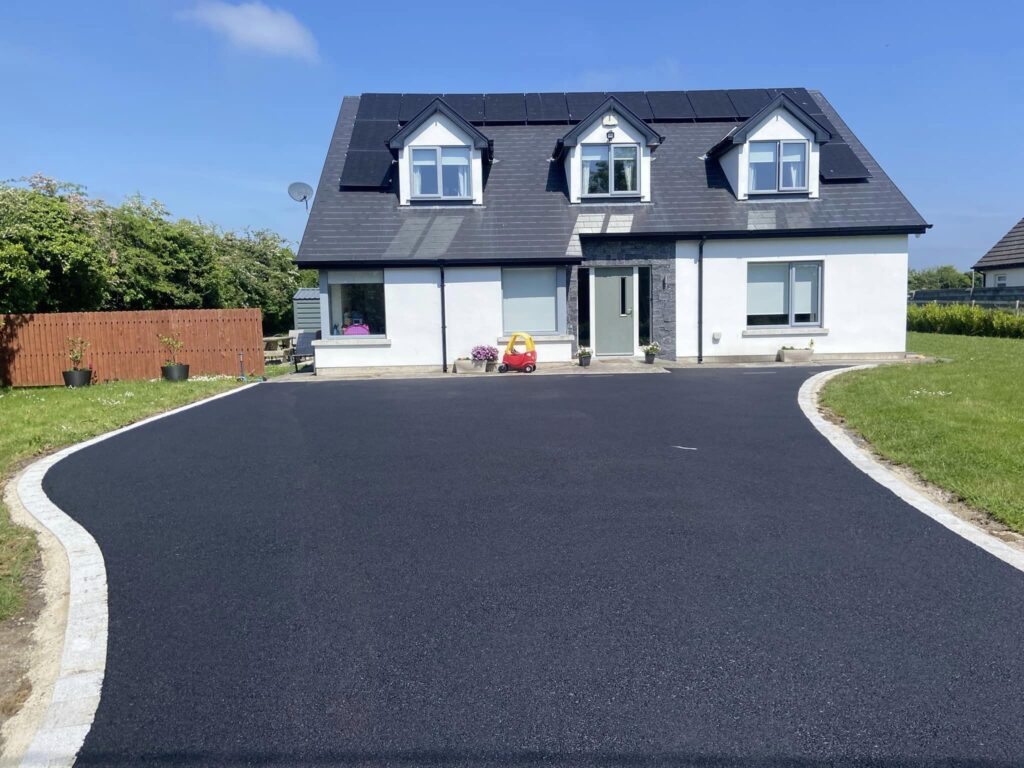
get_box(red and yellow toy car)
[498,332,537,373]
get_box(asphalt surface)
[45,369,1024,767]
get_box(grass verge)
[820,332,1024,532]
[0,376,244,620]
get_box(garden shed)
[292,287,320,332]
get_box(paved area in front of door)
[46,369,1024,767]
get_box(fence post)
[1016,300,1020,316]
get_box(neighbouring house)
[972,217,1024,287]
[296,89,928,371]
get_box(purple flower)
[471,345,500,361]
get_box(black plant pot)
[62,369,92,388]
[578,356,591,367]
[161,363,190,382]
[644,352,656,364]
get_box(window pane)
[441,148,470,197]
[502,267,557,333]
[748,141,778,192]
[412,148,437,196]
[781,142,807,189]
[792,263,820,323]
[747,263,789,325]
[612,146,638,193]
[329,280,386,336]
[582,145,609,194]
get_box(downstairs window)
[746,262,822,327]
[328,271,386,336]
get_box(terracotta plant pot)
[62,369,92,388]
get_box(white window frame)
[746,261,823,328]
[410,146,473,201]
[747,140,810,194]
[995,274,1008,287]
[581,143,641,198]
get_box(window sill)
[742,327,829,337]
[498,334,573,343]
[314,338,392,348]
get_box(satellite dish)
[288,181,314,211]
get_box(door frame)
[589,266,640,356]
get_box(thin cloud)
[179,2,319,63]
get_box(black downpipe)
[439,263,449,372]
[697,238,705,364]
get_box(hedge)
[907,303,1024,338]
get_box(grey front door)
[594,267,635,355]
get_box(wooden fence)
[0,309,264,387]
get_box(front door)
[594,268,635,355]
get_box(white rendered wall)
[567,115,651,203]
[984,267,1024,287]
[315,268,442,368]
[397,113,483,205]
[444,267,504,365]
[675,236,909,359]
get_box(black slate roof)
[297,89,928,267]
[973,217,1024,270]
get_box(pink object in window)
[343,323,370,335]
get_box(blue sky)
[2,1,1022,269]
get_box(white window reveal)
[748,140,809,194]
[502,267,557,334]
[328,270,387,337]
[747,262,822,327]
[411,147,471,199]
[582,145,639,196]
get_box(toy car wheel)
[498,363,508,373]
[524,364,535,373]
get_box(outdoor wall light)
[712,331,722,343]
[606,130,615,142]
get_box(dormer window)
[411,147,471,198]
[582,145,639,196]
[749,140,808,193]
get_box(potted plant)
[62,336,92,388]
[158,333,189,381]
[642,341,661,364]
[576,347,593,367]
[472,344,500,373]
[778,339,815,363]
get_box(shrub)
[907,303,1024,338]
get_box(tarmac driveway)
[45,369,1024,767]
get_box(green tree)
[908,265,974,291]
[0,175,109,311]
[214,229,300,333]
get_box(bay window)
[748,140,808,193]
[582,144,639,196]
[411,147,471,199]
[747,262,821,327]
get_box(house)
[296,89,928,371]
[972,217,1024,287]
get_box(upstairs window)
[749,140,808,193]
[411,147,471,199]
[582,144,639,196]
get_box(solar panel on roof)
[819,142,870,180]
[484,93,527,122]
[442,93,485,122]
[348,120,399,151]
[645,91,695,121]
[608,92,653,120]
[687,90,738,120]
[525,92,569,122]
[339,150,395,188]
[726,89,771,119]
[565,92,607,121]
[357,93,402,121]
[399,94,441,123]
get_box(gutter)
[580,224,932,242]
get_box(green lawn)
[821,332,1024,532]
[0,377,245,620]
